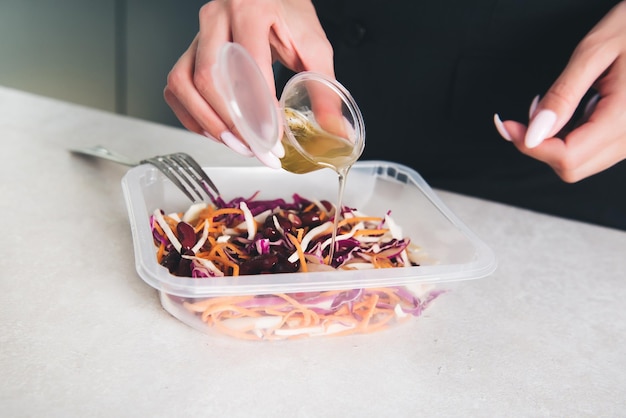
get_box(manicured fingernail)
[493,114,512,141]
[529,95,540,119]
[221,131,254,157]
[202,131,220,143]
[271,140,285,158]
[252,149,282,169]
[525,110,556,148]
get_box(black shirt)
[276,0,626,230]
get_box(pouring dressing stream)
[213,42,365,266]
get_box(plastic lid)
[212,42,280,155]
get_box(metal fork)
[70,145,220,203]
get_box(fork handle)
[69,145,138,167]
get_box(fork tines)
[141,153,220,203]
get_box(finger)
[166,35,232,143]
[493,115,526,142]
[497,91,626,182]
[163,85,204,135]
[562,91,626,179]
[305,76,349,139]
[191,12,239,140]
[220,131,256,157]
[199,3,291,162]
[230,5,278,97]
[525,34,619,148]
[168,35,260,159]
[251,148,282,169]
[230,12,285,144]
[164,38,204,135]
[267,0,335,78]
[493,114,513,141]
[529,95,540,119]
[518,96,626,182]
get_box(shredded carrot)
[199,303,261,322]
[369,256,395,269]
[338,216,383,228]
[156,241,166,263]
[287,234,308,273]
[163,214,180,231]
[315,216,385,236]
[152,193,429,340]
[153,221,165,239]
[353,228,389,237]
[153,195,411,281]
[194,219,208,233]
[176,286,440,341]
[355,294,379,331]
[210,207,244,218]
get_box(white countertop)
[2,86,626,417]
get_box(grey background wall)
[0,0,206,128]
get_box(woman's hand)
[494,1,626,182]
[163,0,334,168]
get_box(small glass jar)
[213,42,365,174]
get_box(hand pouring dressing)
[213,42,365,264]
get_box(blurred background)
[0,0,206,128]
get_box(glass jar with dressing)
[212,42,365,176]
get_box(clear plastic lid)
[212,42,365,174]
[212,42,280,155]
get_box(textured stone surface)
[2,86,625,417]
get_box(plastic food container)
[121,161,497,340]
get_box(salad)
[150,192,443,340]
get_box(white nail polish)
[221,131,254,157]
[271,140,285,158]
[529,95,540,119]
[525,110,556,148]
[253,149,282,169]
[493,114,512,141]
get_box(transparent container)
[213,42,365,174]
[121,161,498,341]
